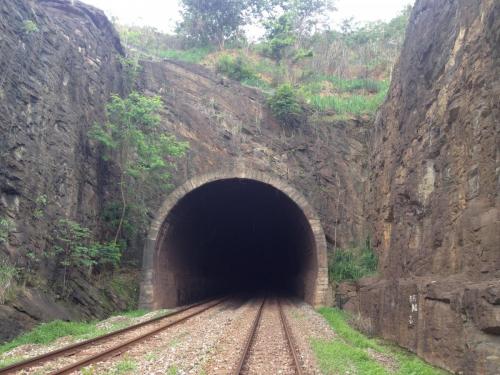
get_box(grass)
[113,357,137,374]
[156,47,212,64]
[313,340,388,374]
[0,356,25,368]
[321,75,385,93]
[315,308,448,375]
[0,309,150,356]
[304,89,388,115]
[298,76,389,115]
[241,75,272,91]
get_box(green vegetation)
[115,2,409,120]
[0,257,17,304]
[216,54,255,81]
[315,308,448,375]
[50,219,121,292]
[177,0,272,48]
[298,77,389,115]
[268,84,303,123]
[0,356,25,369]
[109,272,141,311]
[329,239,378,282]
[156,47,212,63]
[166,365,179,375]
[0,310,150,356]
[22,20,39,34]
[33,194,48,219]
[112,357,137,374]
[0,217,13,243]
[89,92,189,243]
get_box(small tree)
[52,219,93,289]
[268,84,303,124]
[178,0,281,49]
[263,13,296,62]
[51,219,122,292]
[90,92,188,243]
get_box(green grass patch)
[298,77,388,115]
[166,365,179,375]
[156,47,212,64]
[316,308,448,375]
[0,321,105,355]
[241,76,272,91]
[304,90,387,115]
[313,339,388,374]
[323,76,385,93]
[113,357,137,374]
[318,308,385,352]
[0,356,26,368]
[116,309,148,318]
[0,309,150,355]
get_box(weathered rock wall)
[0,0,127,341]
[345,0,500,373]
[138,59,369,251]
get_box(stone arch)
[139,167,328,309]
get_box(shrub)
[268,84,303,123]
[22,20,39,34]
[0,217,13,243]
[50,219,122,292]
[0,258,16,304]
[215,55,255,82]
[329,239,378,282]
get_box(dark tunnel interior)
[155,178,317,307]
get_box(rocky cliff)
[0,0,127,340]
[345,0,499,373]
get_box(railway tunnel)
[139,171,328,309]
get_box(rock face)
[342,0,499,373]
[137,59,369,250]
[0,0,127,340]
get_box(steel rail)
[0,298,223,374]
[50,298,224,375]
[232,298,266,375]
[278,299,303,375]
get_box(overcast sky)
[81,0,415,34]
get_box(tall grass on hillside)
[156,47,212,64]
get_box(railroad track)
[0,298,225,375]
[233,298,303,375]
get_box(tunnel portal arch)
[139,169,328,309]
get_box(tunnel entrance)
[139,170,328,309]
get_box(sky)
[81,0,415,35]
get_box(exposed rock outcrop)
[342,0,500,373]
[0,0,127,340]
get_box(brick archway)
[139,168,328,309]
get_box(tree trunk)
[114,172,126,243]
